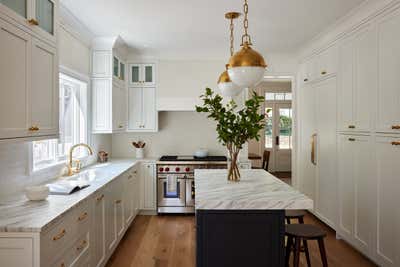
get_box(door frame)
[250,74,298,187]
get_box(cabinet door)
[338,135,373,255]
[299,84,316,201]
[142,87,156,130]
[142,64,155,86]
[112,82,126,131]
[316,45,338,79]
[104,182,117,255]
[113,56,119,78]
[92,79,112,133]
[353,26,376,132]
[127,87,143,130]
[92,191,106,267]
[129,64,142,86]
[0,18,31,139]
[35,0,55,35]
[133,174,140,218]
[31,37,58,136]
[114,179,125,239]
[142,163,156,210]
[337,36,355,131]
[315,77,337,227]
[375,136,400,267]
[0,0,27,18]
[92,51,112,78]
[0,238,33,267]
[123,171,135,225]
[376,9,400,133]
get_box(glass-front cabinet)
[113,56,126,81]
[0,0,56,42]
[129,63,155,87]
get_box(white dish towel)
[166,175,177,194]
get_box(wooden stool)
[285,210,307,224]
[285,224,328,267]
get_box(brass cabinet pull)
[348,125,356,129]
[115,200,122,204]
[303,78,308,82]
[311,134,317,165]
[348,138,356,141]
[118,125,124,128]
[392,125,400,130]
[28,19,39,25]
[391,141,400,146]
[77,212,88,222]
[60,263,65,267]
[76,240,87,252]
[128,175,133,180]
[28,126,39,131]
[133,170,137,174]
[96,194,104,202]
[321,70,327,75]
[52,229,66,241]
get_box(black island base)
[196,209,285,267]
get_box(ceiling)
[61,0,366,60]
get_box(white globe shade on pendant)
[217,69,242,97]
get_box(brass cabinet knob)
[115,200,122,204]
[29,126,40,131]
[348,138,356,142]
[391,125,400,130]
[348,125,356,129]
[321,70,327,75]
[28,19,39,25]
[391,141,400,146]
[303,78,308,82]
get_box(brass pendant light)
[217,12,242,97]
[227,0,267,88]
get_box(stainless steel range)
[157,156,227,214]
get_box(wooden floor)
[106,213,376,267]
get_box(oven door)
[186,178,195,207]
[158,176,186,207]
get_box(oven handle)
[158,174,194,179]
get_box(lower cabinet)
[124,167,140,225]
[92,190,106,267]
[337,134,374,256]
[141,162,157,211]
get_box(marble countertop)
[0,159,152,233]
[195,169,313,210]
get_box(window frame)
[29,66,92,174]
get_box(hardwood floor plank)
[106,214,376,267]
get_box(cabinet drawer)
[72,199,91,235]
[47,232,89,267]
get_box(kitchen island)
[195,169,313,267]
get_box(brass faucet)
[67,143,93,176]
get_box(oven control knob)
[165,167,170,172]
[175,167,180,172]
[185,167,190,172]
[159,167,164,172]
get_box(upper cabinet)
[0,0,57,44]
[376,9,400,134]
[337,25,377,133]
[129,63,155,87]
[0,7,58,140]
[91,37,128,134]
[299,45,337,85]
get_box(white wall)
[0,25,111,201]
[112,112,226,158]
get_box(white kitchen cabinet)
[0,238,33,267]
[0,0,58,44]
[0,18,31,139]
[129,63,155,87]
[127,87,158,132]
[337,25,376,132]
[92,190,106,267]
[315,77,338,228]
[0,17,58,140]
[31,37,58,137]
[141,162,157,211]
[315,45,338,79]
[92,79,126,133]
[376,9,400,134]
[374,135,400,267]
[104,180,117,255]
[123,167,140,225]
[337,134,374,256]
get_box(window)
[33,73,89,170]
[265,92,292,101]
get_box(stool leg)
[318,238,328,267]
[303,239,311,267]
[285,236,292,267]
[293,237,301,267]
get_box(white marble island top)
[195,169,313,210]
[0,159,153,233]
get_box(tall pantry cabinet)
[297,5,400,266]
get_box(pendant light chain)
[230,17,235,56]
[242,0,252,45]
